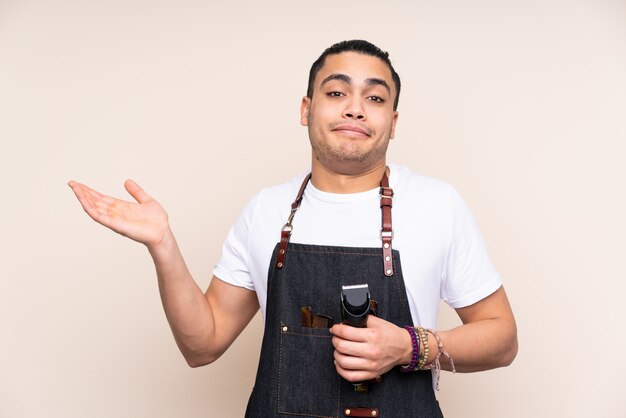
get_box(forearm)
[332,287,517,383]
[426,317,518,373]
[147,228,218,365]
[395,287,518,373]
[420,287,518,373]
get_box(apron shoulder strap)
[275,168,395,277]
[380,168,394,276]
[275,173,311,269]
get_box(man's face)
[301,51,398,174]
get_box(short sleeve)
[441,186,502,308]
[212,193,260,291]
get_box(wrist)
[399,325,419,372]
[147,227,177,260]
[400,327,414,365]
[425,331,437,365]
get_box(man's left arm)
[330,285,517,381]
[429,285,517,372]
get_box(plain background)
[1,0,625,417]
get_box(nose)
[343,98,366,120]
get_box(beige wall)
[1,0,625,416]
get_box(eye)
[327,91,344,97]
[368,96,385,103]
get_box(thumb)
[124,179,153,204]
[366,315,383,328]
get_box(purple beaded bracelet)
[400,325,420,372]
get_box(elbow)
[185,353,217,368]
[182,346,221,368]
[175,335,224,368]
[499,329,518,367]
[186,357,209,368]
[187,359,210,368]
[500,341,518,367]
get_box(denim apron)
[245,169,443,418]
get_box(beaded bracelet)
[415,326,430,370]
[400,325,420,372]
[418,328,456,391]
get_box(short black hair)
[307,40,401,110]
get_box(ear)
[389,111,399,140]
[300,96,311,126]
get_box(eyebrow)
[320,73,391,95]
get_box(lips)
[331,124,371,137]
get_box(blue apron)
[245,170,443,418]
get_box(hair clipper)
[341,284,371,328]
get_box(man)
[69,40,517,417]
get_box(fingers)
[332,334,365,357]
[335,367,379,382]
[334,352,383,382]
[68,181,112,224]
[331,317,405,381]
[68,179,169,246]
[334,350,367,370]
[334,361,376,382]
[330,323,369,342]
[68,181,112,204]
[124,179,152,204]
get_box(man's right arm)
[69,179,258,367]
[150,230,259,367]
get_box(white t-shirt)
[214,164,501,328]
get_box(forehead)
[315,51,394,91]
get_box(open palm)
[68,179,169,247]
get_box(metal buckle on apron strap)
[276,174,310,269]
[276,210,297,268]
[285,207,297,227]
[379,186,394,200]
[380,229,393,240]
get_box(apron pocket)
[277,324,340,418]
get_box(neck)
[310,159,388,193]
